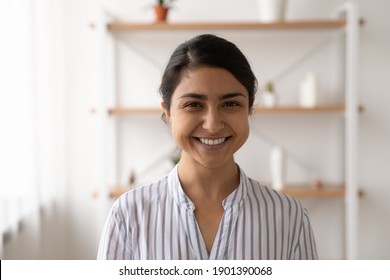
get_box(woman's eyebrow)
[178,93,207,100]
[178,92,247,100]
[221,93,247,100]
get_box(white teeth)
[199,138,226,145]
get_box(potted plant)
[261,81,278,107]
[153,0,176,22]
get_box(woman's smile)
[193,136,232,149]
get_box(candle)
[299,72,319,108]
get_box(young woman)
[97,34,318,260]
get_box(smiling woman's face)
[162,66,251,169]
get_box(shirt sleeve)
[293,208,319,260]
[97,200,132,260]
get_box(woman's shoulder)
[243,172,304,209]
[112,172,171,207]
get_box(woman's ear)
[161,100,171,123]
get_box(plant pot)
[154,5,169,22]
[261,91,278,108]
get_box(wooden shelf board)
[108,184,363,200]
[282,185,345,198]
[108,107,162,115]
[252,105,346,114]
[107,20,349,31]
[109,186,131,199]
[282,185,364,199]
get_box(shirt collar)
[168,164,248,211]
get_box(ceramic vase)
[257,0,287,22]
[299,72,319,108]
[262,91,278,108]
[270,145,286,191]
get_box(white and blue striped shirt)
[97,165,318,260]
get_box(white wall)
[4,0,390,259]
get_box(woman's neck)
[177,155,240,201]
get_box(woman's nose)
[202,109,225,133]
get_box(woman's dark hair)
[159,34,258,114]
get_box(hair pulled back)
[159,34,258,114]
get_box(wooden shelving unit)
[98,3,362,259]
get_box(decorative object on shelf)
[270,145,286,191]
[153,0,176,22]
[261,81,278,108]
[251,126,320,190]
[257,0,287,22]
[265,33,337,108]
[311,179,324,190]
[299,72,319,108]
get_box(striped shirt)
[97,165,318,260]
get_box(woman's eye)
[184,102,202,109]
[224,101,240,107]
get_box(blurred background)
[0,0,389,260]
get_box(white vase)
[257,0,287,22]
[262,91,278,108]
[270,145,285,191]
[299,72,319,108]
